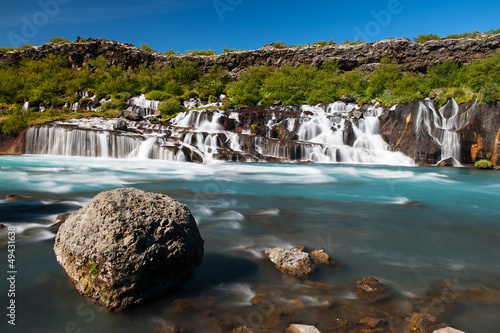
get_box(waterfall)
[25,101,419,166]
[415,99,464,166]
[127,94,160,118]
[25,119,189,161]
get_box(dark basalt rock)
[3,36,499,78]
[53,187,204,310]
[113,119,128,131]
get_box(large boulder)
[53,188,204,310]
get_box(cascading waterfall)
[24,97,420,165]
[127,94,160,118]
[25,119,187,161]
[415,99,467,166]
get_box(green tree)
[158,97,186,119]
[195,64,228,99]
[367,59,402,97]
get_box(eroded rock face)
[264,247,316,277]
[53,187,204,310]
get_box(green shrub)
[102,100,127,110]
[474,159,494,169]
[0,110,27,136]
[158,97,186,119]
[367,58,402,97]
[487,28,500,36]
[312,39,334,47]
[343,39,366,45]
[145,90,170,101]
[140,43,154,52]
[227,66,273,107]
[222,47,241,53]
[49,37,71,44]
[426,60,461,89]
[195,64,227,99]
[446,30,481,39]
[187,49,217,56]
[164,49,177,55]
[272,41,287,49]
[413,34,441,43]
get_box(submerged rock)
[408,313,445,333]
[355,277,390,303]
[310,249,342,267]
[264,247,316,277]
[53,187,204,310]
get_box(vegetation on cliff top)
[1,31,500,136]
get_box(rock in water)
[53,188,204,310]
[113,119,128,131]
[355,277,390,303]
[264,247,316,277]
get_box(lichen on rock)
[53,187,204,310]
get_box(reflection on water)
[1,156,500,332]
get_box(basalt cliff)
[1,35,500,77]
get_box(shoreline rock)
[53,187,204,310]
[264,247,316,278]
[355,277,390,303]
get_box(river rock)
[50,213,71,232]
[233,326,281,333]
[5,194,29,201]
[113,119,128,131]
[264,247,316,277]
[409,313,445,333]
[355,277,390,303]
[310,249,342,267]
[433,328,466,333]
[437,157,455,167]
[53,187,204,310]
[287,324,322,333]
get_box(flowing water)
[24,102,414,165]
[1,156,500,332]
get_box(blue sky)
[1,0,499,52]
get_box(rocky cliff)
[1,35,500,76]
